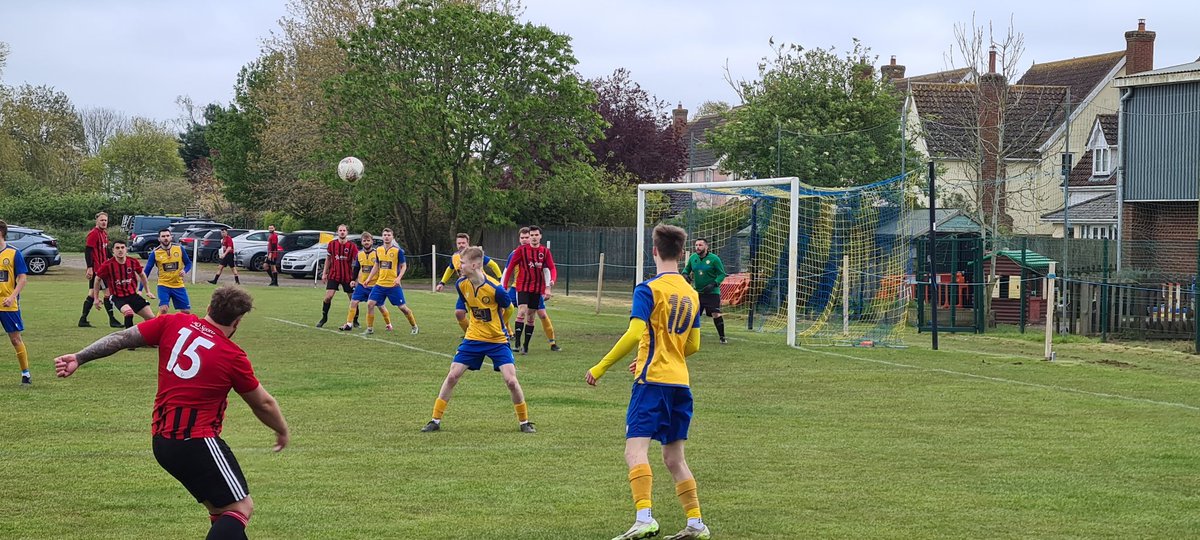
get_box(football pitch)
[2,264,1199,539]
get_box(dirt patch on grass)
[1090,358,1137,369]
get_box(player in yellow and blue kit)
[144,229,193,315]
[422,246,535,434]
[339,231,391,332]
[434,232,502,334]
[364,228,417,334]
[0,221,31,386]
[586,224,710,540]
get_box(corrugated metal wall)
[1123,81,1200,201]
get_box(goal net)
[637,175,913,347]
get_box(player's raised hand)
[55,354,80,378]
[272,431,289,452]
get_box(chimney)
[978,44,1012,228]
[881,55,906,81]
[1125,18,1156,75]
[988,45,997,74]
[672,103,688,136]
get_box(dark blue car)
[6,226,62,275]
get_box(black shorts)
[220,253,235,267]
[152,435,249,508]
[516,291,543,309]
[112,293,149,314]
[326,279,353,293]
[699,293,722,316]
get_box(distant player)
[145,229,193,315]
[585,224,710,540]
[364,228,418,334]
[266,225,281,287]
[0,220,31,386]
[79,211,122,328]
[54,286,290,540]
[317,224,358,328]
[339,231,390,332]
[92,240,155,332]
[207,228,241,285]
[436,232,502,334]
[683,238,728,344]
[502,225,558,354]
[421,246,534,434]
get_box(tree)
[78,107,129,156]
[85,118,186,201]
[328,1,602,250]
[588,68,687,184]
[0,84,86,186]
[694,100,731,118]
[707,40,912,187]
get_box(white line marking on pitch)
[797,346,1200,412]
[268,317,453,359]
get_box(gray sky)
[1,1,1196,123]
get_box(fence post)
[596,253,606,314]
[1101,238,1109,343]
[431,245,437,292]
[842,254,850,336]
[566,231,572,296]
[1045,262,1057,361]
[1020,237,1028,333]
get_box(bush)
[258,210,306,233]
[0,189,147,229]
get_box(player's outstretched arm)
[586,318,647,385]
[484,259,502,280]
[55,327,147,377]
[685,326,701,356]
[238,384,290,452]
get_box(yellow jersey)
[148,244,190,288]
[0,246,28,312]
[356,249,379,286]
[375,245,406,285]
[631,273,700,387]
[455,276,511,344]
[441,251,501,284]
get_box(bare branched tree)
[78,107,129,157]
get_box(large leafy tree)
[707,40,910,187]
[328,0,602,250]
[83,118,186,201]
[0,84,86,186]
[588,68,686,184]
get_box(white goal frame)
[636,177,800,347]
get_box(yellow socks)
[629,463,653,511]
[514,401,528,423]
[404,310,417,327]
[457,316,469,333]
[432,398,448,421]
[675,478,701,519]
[346,305,357,325]
[366,312,375,328]
[15,342,28,372]
[381,309,392,325]
[539,316,556,342]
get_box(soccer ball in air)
[338,157,365,182]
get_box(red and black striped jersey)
[326,239,358,283]
[85,227,110,268]
[96,257,142,297]
[138,314,260,440]
[504,244,557,294]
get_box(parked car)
[197,229,249,262]
[228,230,274,271]
[5,226,61,275]
[281,234,363,278]
[235,230,328,272]
[124,215,187,258]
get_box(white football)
[338,156,364,182]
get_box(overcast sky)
[1,1,1196,123]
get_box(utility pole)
[1061,89,1072,281]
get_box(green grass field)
[2,263,1199,539]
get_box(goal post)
[636,174,912,348]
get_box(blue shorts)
[626,383,693,444]
[368,285,406,306]
[157,286,191,310]
[509,287,544,310]
[453,340,515,372]
[0,311,24,333]
[351,283,372,302]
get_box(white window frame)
[1092,147,1111,176]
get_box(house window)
[704,169,714,182]
[1092,147,1111,175]
[1080,226,1115,239]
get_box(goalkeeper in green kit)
[683,238,727,344]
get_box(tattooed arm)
[54,328,146,378]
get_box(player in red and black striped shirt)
[317,224,359,328]
[266,225,281,286]
[92,240,155,330]
[502,225,558,354]
[208,228,240,285]
[55,286,290,540]
[79,211,122,329]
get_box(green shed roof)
[984,249,1056,272]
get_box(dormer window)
[1092,147,1111,175]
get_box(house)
[1113,58,1200,276]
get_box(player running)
[683,238,728,344]
[502,225,558,354]
[92,240,155,333]
[436,232,502,334]
[207,228,241,285]
[0,221,31,386]
[339,231,390,332]
[79,211,122,328]
[145,229,193,316]
[55,286,289,540]
[317,224,358,328]
[586,224,711,540]
[364,228,418,335]
[266,225,281,287]
[421,246,534,434]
